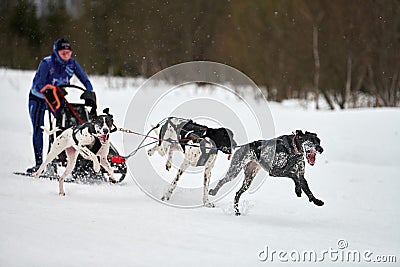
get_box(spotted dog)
[147,117,237,207]
[209,130,324,215]
[33,109,117,195]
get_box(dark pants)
[28,93,47,166]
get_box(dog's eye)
[92,118,100,124]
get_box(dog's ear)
[305,131,317,137]
[88,124,96,134]
[103,108,114,119]
[296,130,304,137]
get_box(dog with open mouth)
[33,108,117,195]
[209,130,324,215]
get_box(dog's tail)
[149,118,169,145]
[41,126,61,136]
[150,124,160,136]
[150,124,162,146]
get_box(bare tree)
[302,1,334,109]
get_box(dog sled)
[32,84,127,184]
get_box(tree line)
[1,0,399,108]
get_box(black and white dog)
[33,109,117,195]
[209,130,324,215]
[147,117,237,207]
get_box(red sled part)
[110,155,126,164]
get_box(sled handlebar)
[58,84,87,91]
[57,84,97,108]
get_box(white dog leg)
[99,156,116,183]
[74,145,100,173]
[161,160,189,201]
[58,148,78,196]
[33,138,66,178]
[165,144,175,171]
[203,157,216,208]
[147,143,159,156]
[147,125,163,156]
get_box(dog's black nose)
[316,146,324,153]
[103,128,109,134]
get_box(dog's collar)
[292,134,300,154]
[72,129,79,146]
[72,128,102,154]
[91,137,102,154]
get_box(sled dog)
[148,117,237,207]
[209,130,324,215]
[33,109,117,195]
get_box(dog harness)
[196,139,218,166]
[72,124,102,154]
[176,120,208,152]
[249,140,263,161]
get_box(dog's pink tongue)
[307,150,316,165]
[99,135,108,142]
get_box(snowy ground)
[0,68,399,266]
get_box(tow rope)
[118,126,238,160]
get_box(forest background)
[1,0,399,108]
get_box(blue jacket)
[30,41,93,99]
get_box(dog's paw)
[312,198,324,206]
[295,186,302,197]
[234,205,241,216]
[165,162,171,171]
[59,192,66,196]
[209,188,218,196]
[204,202,215,208]
[93,163,101,173]
[161,195,169,201]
